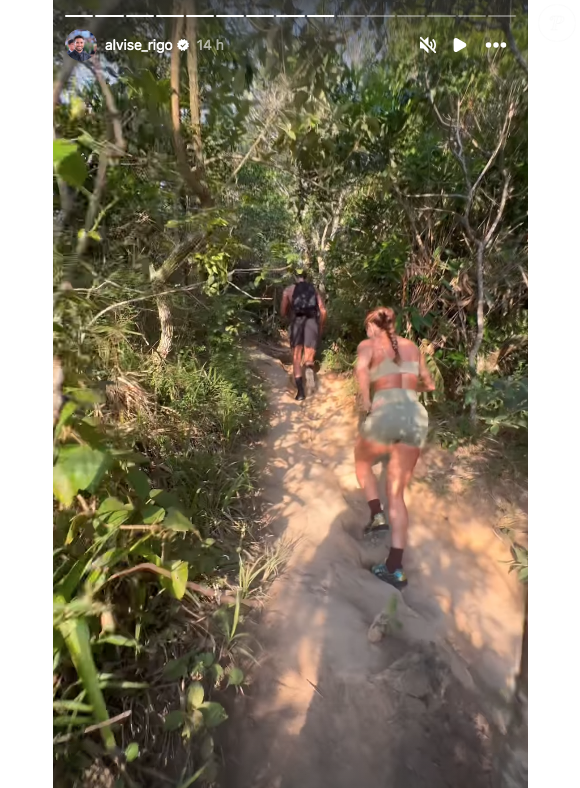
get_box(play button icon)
[453,38,467,52]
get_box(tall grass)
[53,297,272,788]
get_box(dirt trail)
[222,346,525,788]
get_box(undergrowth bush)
[53,297,272,788]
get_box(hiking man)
[280,267,327,400]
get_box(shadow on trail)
[221,347,523,788]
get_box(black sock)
[295,377,305,396]
[386,548,404,573]
[368,499,382,517]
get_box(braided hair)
[364,307,401,364]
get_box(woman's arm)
[316,290,327,332]
[280,286,291,319]
[417,351,436,393]
[355,341,373,412]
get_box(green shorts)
[360,389,428,449]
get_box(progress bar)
[65,14,514,18]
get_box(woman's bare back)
[366,335,421,391]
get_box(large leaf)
[161,560,188,600]
[53,445,112,506]
[163,710,187,732]
[227,667,244,687]
[164,507,197,533]
[199,701,228,728]
[141,504,166,525]
[53,138,77,164]
[125,743,140,763]
[57,151,88,188]
[186,681,204,711]
[163,655,191,680]
[127,468,150,501]
[96,497,132,527]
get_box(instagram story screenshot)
[52,2,529,788]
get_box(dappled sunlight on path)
[223,345,525,788]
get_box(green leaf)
[97,497,126,514]
[127,468,150,501]
[227,667,244,687]
[97,635,139,648]
[125,743,140,763]
[96,497,132,527]
[53,715,94,727]
[141,504,166,524]
[57,151,88,188]
[150,489,182,509]
[163,710,187,732]
[78,229,102,243]
[186,681,205,711]
[53,138,77,164]
[199,701,228,728]
[53,446,111,506]
[210,663,224,685]
[189,708,204,733]
[58,617,116,750]
[65,386,106,405]
[163,655,190,680]
[54,400,78,439]
[164,508,196,533]
[53,700,93,713]
[162,560,188,600]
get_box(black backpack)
[292,281,318,318]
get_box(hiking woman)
[354,307,436,589]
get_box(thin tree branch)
[89,58,126,155]
[86,282,204,328]
[106,562,260,607]
[77,149,109,257]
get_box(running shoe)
[364,511,389,535]
[371,564,408,590]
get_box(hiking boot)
[295,391,305,401]
[371,564,408,590]
[364,511,389,536]
[304,366,316,396]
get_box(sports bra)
[369,354,420,382]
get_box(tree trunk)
[149,235,201,362]
[155,292,174,361]
[493,595,528,788]
[170,12,212,206]
[186,4,203,168]
[468,240,486,424]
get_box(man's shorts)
[290,316,319,349]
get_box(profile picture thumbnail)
[65,30,97,62]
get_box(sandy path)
[222,347,525,788]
